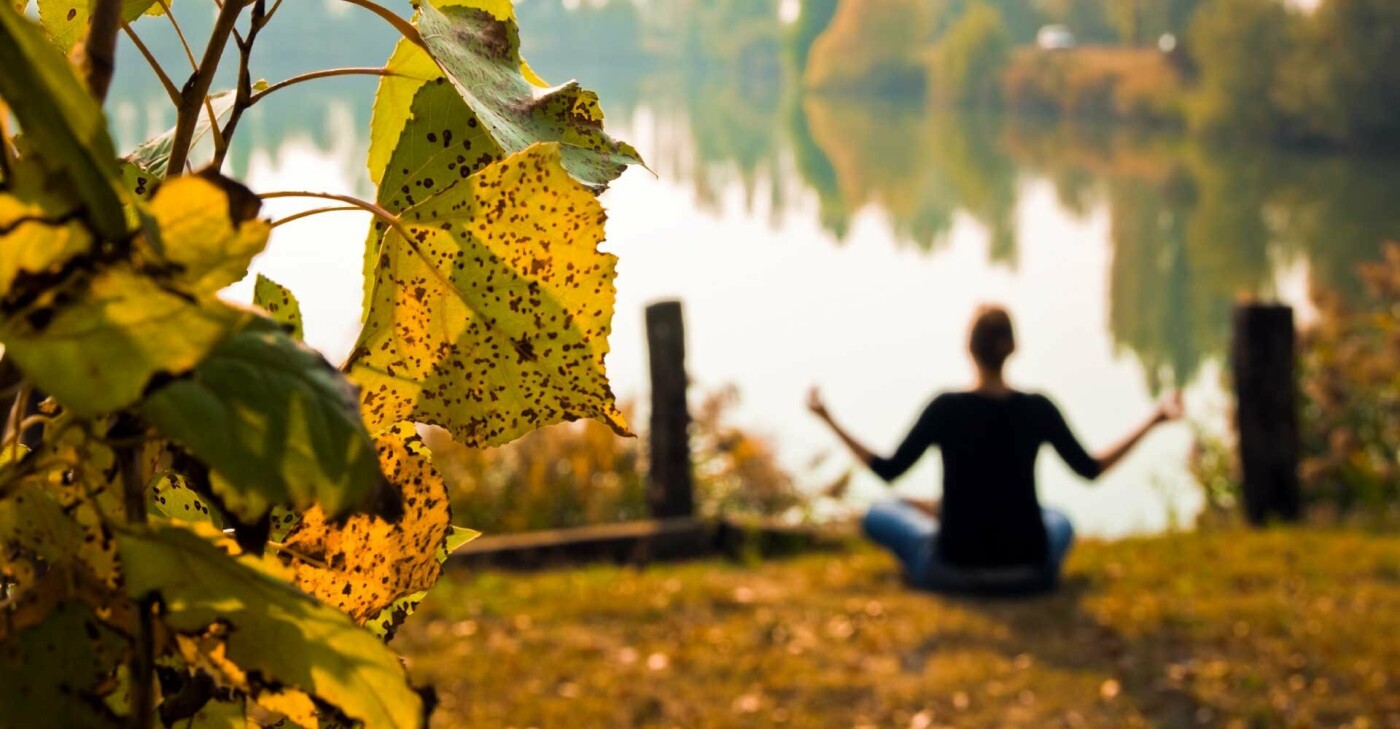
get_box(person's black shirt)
[869,391,1101,568]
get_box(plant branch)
[213,0,268,168]
[340,0,426,49]
[112,415,153,729]
[248,67,393,107]
[157,0,200,72]
[84,0,124,102]
[121,24,181,105]
[259,191,409,239]
[165,0,247,177]
[271,205,361,228]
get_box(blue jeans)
[862,501,1075,595]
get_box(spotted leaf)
[0,601,125,728]
[36,0,163,53]
[0,157,93,299]
[146,170,270,294]
[281,423,451,624]
[117,521,424,729]
[253,273,304,341]
[0,266,248,418]
[141,317,385,522]
[349,143,628,447]
[368,525,479,641]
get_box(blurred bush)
[1191,243,1400,523]
[1001,47,1184,124]
[926,3,1012,109]
[427,386,806,533]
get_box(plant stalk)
[165,0,247,177]
[84,0,124,102]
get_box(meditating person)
[807,305,1183,595]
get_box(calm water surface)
[104,5,1399,537]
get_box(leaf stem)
[166,0,248,177]
[340,0,426,49]
[121,24,181,105]
[259,190,411,239]
[84,0,124,102]
[248,67,394,108]
[271,205,361,228]
[156,0,200,72]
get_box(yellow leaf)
[0,266,248,418]
[349,143,629,447]
[37,0,161,52]
[146,171,270,294]
[282,423,451,624]
[0,156,91,298]
[252,273,304,341]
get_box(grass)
[400,527,1399,728]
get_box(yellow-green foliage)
[1001,47,1185,123]
[1299,243,1400,515]
[926,3,1012,108]
[803,0,935,94]
[401,527,1400,727]
[428,387,805,533]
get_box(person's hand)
[806,386,829,420]
[1155,390,1185,424]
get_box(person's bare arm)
[1094,391,1185,474]
[806,387,876,467]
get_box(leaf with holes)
[142,317,385,522]
[349,143,628,447]
[117,521,424,729]
[281,423,451,624]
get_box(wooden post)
[1230,303,1301,525]
[646,301,694,519]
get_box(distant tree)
[1186,0,1293,138]
[788,0,840,69]
[1295,0,1400,147]
[928,3,1012,108]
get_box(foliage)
[803,0,935,94]
[1185,0,1294,139]
[1000,47,1185,124]
[0,1,639,727]
[400,527,1400,727]
[926,2,1012,109]
[428,386,806,533]
[1297,243,1400,517]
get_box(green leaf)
[146,170,270,294]
[0,266,248,418]
[117,521,425,729]
[148,472,224,528]
[368,38,448,188]
[142,317,384,522]
[282,423,452,624]
[368,0,642,190]
[37,0,161,53]
[0,3,128,241]
[253,273,304,341]
[0,601,125,728]
[419,1,643,187]
[125,89,236,179]
[349,143,629,447]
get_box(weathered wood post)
[646,301,694,519]
[1230,303,1301,525]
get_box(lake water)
[103,4,1400,537]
